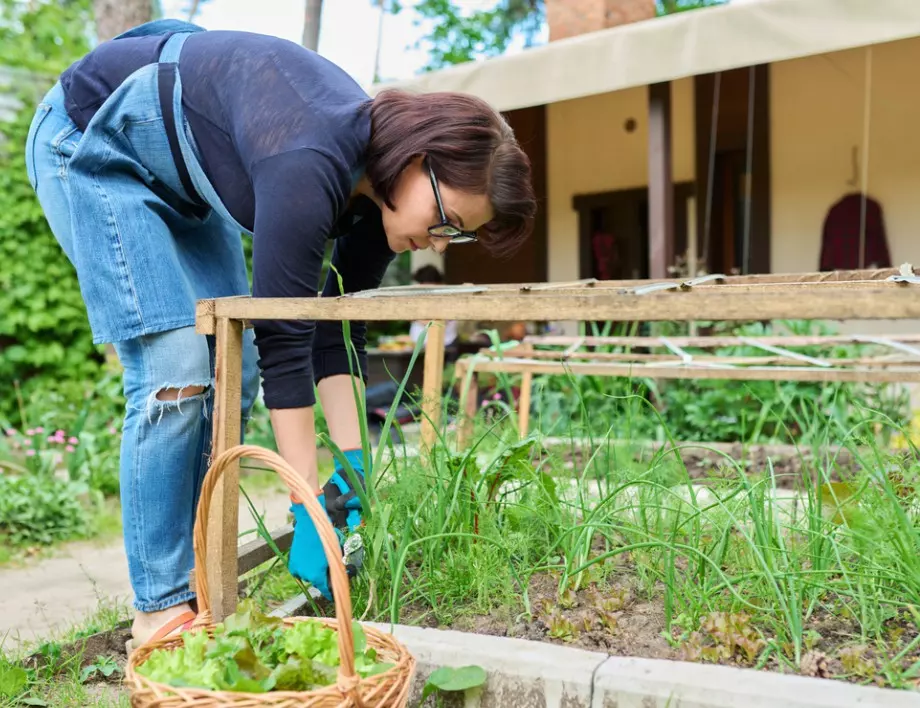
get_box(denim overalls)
[25,20,260,613]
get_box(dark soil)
[23,621,132,682]
[28,580,919,693]
[406,568,920,690]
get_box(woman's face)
[381,157,494,254]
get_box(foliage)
[0,372,124,554]
[403,0,727,72]
[421,665,487,703]
[136,600,392,693]
[0,470,90,546]
[527,319,910,444]
[656,0,727,16]
[0,0,103,419]
[0,0,92,74]
[410,0,543,72]
[244,378,920,689]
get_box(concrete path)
[0,487,291,651]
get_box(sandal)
[125,609,197,655]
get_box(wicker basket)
[124,443,416,707]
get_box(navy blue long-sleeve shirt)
[58,29,395,408]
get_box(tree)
[93,0,152,41]
[410,0,542,72]
[0,0,91,73]
[0,0,104,417]
[405,0,726,72]
[657,0,726,15]
[302,0,323,51]
[185,0,211,22]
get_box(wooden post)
[419,321,446,457]
[648,81,675,280]
[518,372,533,439]
[207,316,243,622]
[454,359,478,450]
[517,343,533,439]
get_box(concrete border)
[363,622,920,708]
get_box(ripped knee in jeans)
[155,385,206,401]
[145,382,211,423]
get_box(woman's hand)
[323,448,367,531]
[287,495,336,600]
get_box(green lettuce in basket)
[136,600,393,693]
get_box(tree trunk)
[302,0,323,51]
[93,0,152,42]
[187,0,203,22]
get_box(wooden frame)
[193,266,920,621]
[456,333,920,442]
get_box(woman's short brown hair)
[366,88,536,257]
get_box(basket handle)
[192,444,358,693]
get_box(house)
[370,0,920,335]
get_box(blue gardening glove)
[323,449,368,532]
[288,496,339,601]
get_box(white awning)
[368,0,920,112]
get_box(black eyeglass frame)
[427,162,479,244]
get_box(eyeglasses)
[427,163,478,244]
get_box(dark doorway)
[694,65,771,275]
[444,104,547,285]
[573,183,695,281]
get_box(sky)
[159,0,533,90]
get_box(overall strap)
[158,30,192,64]
[157,32,203,206]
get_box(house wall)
[545,78,696,282]
[771,37,920,334]
[545,37,920,335]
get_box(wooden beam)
[207,317,243,622]
[419,321,446,456]
[648,81,675,280]
[454,359,478,450]
[312,267,909,294]
[517,343,534,439]
[481,350,920,368]
[464,357,920,384]
[195,299,215,335]
[190,525,294,593]
[205,284,920,324]
[521,334,920,348]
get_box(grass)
[0,599,131,707]
[232,361,920,690]
[4,321,920,698]
[0,497,122,569]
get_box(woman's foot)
[129,602,196,650]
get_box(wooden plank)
[522,333,920,349]
[464,357,920,384]
[420,321,446,456]
[454,359,478,450]
[481,349,920,368]
[207,284,920,324]
[189,525,294,594]
[202,267,909,306]
[236,525,294,575]
[207,317,243,622]
[195,299,216,335]
[518,371,533,438]
[648,81,675,280]
[517,344,534,439]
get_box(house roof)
[367,0,920,112]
